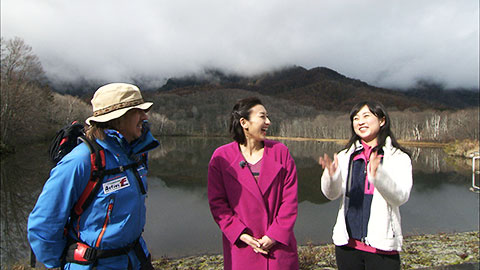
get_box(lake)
[1,136,478,267]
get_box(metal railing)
[470,152,480,193]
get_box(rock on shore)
[152,231,479,270]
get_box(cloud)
[1,0,478,89]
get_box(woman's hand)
[318,153,338,177]
[369,151,382,178]
[240,234,268,254]
[257,235,276,251]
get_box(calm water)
[1,137,479,267]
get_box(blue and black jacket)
[345,142,383,242]
[28,128,159,269]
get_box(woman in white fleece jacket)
[319,101,412,270]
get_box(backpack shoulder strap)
[72,136,106,218]
[70,137,148,218]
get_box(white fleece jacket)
[321,137,413,251]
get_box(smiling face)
[240,104,271,143]
[352,105,385,146]
[115,108,148,142]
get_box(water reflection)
[147,137,473,201]
[1,145,50,267]
[144,178,220,257]
[1,137,479,267]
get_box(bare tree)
[1,37,52,148]
[149,112,176,135]
[49,92,90,125]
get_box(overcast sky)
[1,0,479,89]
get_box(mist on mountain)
[48,66,479,111]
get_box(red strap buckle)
[73,242,95,262]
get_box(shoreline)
[151,231,479,270]
[153,134,453,148]
[267,136,450,148]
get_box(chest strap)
[102,161,146,195]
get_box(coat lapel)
[225,144,265,206]
[257,143,282,195]
[224,142,282,201]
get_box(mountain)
[157,66,479,111]
[402,80,479,109]
[49,66,479,111]
[44,66,478,140]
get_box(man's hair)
[85,117,122,141]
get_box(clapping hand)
[318,153,338,177]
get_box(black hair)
[229,97,264,145]
[345,101,410,156]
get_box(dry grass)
[444,139,480,157]
[9,232,478,270]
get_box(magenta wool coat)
[208,140,299,270]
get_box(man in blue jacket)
[28,83,159,269]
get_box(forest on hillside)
[21,87,478,147]
[1,37,479,153]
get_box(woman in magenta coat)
[208,97,299,270]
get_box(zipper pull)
[107,197,115,212]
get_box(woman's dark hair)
[345,101,410,156]
[229,97,264,145]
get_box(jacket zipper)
[388,205,396,238]
[365,159,370,190]
[95,197,115,248]
[362,159,369,242]
[76,216,81,239]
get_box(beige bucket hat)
[85,83,153,125]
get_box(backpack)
[48,121,108,217]
[49,121,86,163]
